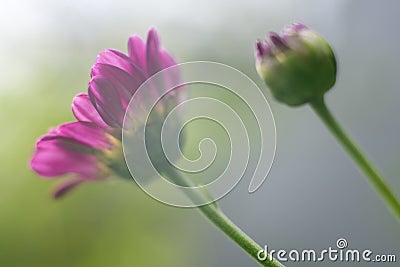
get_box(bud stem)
[161,167,284,267]
[310,97,400,221]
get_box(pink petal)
[159,49,181,93]
[91,63,144,108]
[146,28,162,76]
[30,137,99,178]
[144,28,180,98]
[94,49,145,78]
[55,122,110,149]
[128,35,147,71]
[53,178,85,198]
[160,49,177,69]
[89,76,125,127]
[72,93,108,128]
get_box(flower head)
[31,28,179,197]
[255,22,337,106]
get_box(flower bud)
[255,23,337,106]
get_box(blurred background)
[1,0,399,266]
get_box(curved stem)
[161,167,284,267]
[310,97,400,221]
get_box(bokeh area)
[1,0,399,266]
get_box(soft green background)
[1,0,400,266]
[0,61,205,267]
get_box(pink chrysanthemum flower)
[30,28,178,198]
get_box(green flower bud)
[255,23,337,106]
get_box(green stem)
[161,167,284,267]
[310,97,400,220]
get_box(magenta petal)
[72,93,108,128]
[128,35,147,71]
[36,128,58,144]
[269,32,288,50]
[281,23,308,40]
[53,178,85,198]
[145,28,179,95]
[91,63,144,108]
[159,49,180,91]
[160,49,177,69]
[94,49,145,78]
[31,137,99,178]
[56,122,110,149]
[146,28,163,76]
[256,40,270,58]
[89,77,125,127]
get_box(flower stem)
[161,167,284,267]
[310,96,400,221]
